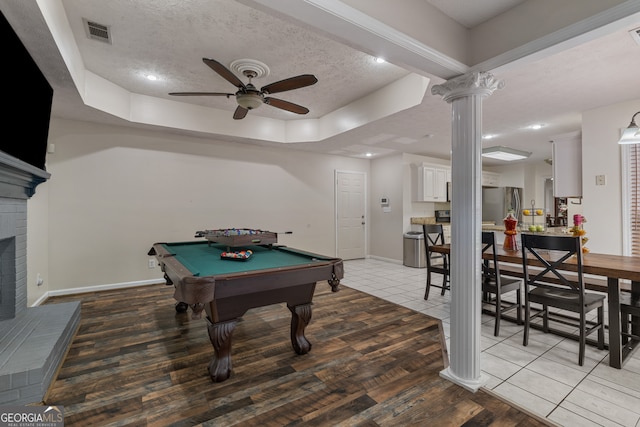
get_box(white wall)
[26,180,49,306]
[368,152,452,262]
[28,118,369,291]
[369,154,404,261]
[582,99,639,255]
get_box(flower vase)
[570,214,589,253]
[503,211,518,251]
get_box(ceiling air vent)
[630,27,640,46]
[83,18,112,44]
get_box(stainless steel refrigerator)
[482,187,524,225]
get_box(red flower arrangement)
[569,214,589,253]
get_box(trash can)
[403,231,426,268]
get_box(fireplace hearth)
[0,151,81,405]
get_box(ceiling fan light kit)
[618,111,640,144]
[169,57,317,120]
[236,92,263,110]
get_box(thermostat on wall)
[381,197,389,206]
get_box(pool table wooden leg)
[206,318,237,382]
[289,303,312,354]
[189,303,204,319]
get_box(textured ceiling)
[2,0,640,166]
[63,0,410,120]
[425,0,526,27]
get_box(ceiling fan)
[169,58,318,120]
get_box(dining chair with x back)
[521,234,605,366]
[481,231,523,336]
[422,223,450,300]
[620,292,640,358]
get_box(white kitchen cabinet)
[414,163,449,202]
[481,171,500,187]
[552,131,582,197]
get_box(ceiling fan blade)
[202,58,246,90]
[233,105,249,120]
[264,98,309,115]
[261,74,317,95]
[169,92,234,97]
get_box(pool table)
[148,241,343,382]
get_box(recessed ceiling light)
[374,57,385,63]
[365,152,373,157]
[528,124,545,130]
[483,134,496,140]
[146,74,158,81]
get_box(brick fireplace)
[0,151,80,405]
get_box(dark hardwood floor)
[42,282,552,426]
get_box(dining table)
[429,242,640,369]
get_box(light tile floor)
[342,258,640,427]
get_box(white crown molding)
[476,1,640,73]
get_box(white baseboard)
[31,278,166,307]
[31,293,49,307]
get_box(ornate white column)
[431,72,504,392]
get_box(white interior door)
[336,170,366,259]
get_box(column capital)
[431,71,504,103]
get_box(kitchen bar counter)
[482,225,569,235]
[411,217,568,236]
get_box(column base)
[439,367,488,393]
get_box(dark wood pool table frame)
[148,241,343,382]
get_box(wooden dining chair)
[422,223,450,300]
[620,292,640,350]
[521,234,605,366]
[481,231,522,336]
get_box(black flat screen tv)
[2,10,53,172]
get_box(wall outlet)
[595,174,606,186]
[148,259,156,269]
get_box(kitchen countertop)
[410,217,436,225]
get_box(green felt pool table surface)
[159,241,336,277]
